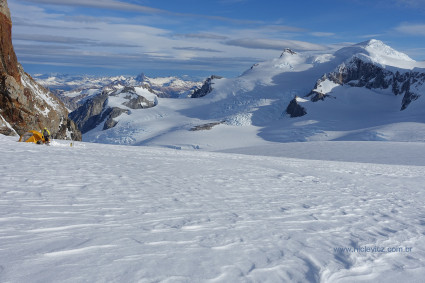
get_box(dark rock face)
[189,121,225,131]
[280,48,296,57]
[69,93,109,134]
[122,95,155,109]
[305,75,335,102]
[0,113,15,135]
[0,2,20,84]
[116,86,156,109]
[103,108,130,130]
[250,63,259,70]
[393,71,423,110]
[308,91,333,102]
[191,75,223,98]
[330,58,390,89]
[56,116,82,141]
[286,97,307,118]
[310,57,425,110]
[70,85,157,134]
[0,0,81,140]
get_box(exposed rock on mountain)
[286,97,307,118]
[308,52,425,110]
[103,108,130,131]
[134,73,200,98]
[189,121,225,131]
[118,86,156,109]
[0,0,81,140]
[69,93,109,134]
[70,84,157,134]
[34,73,202,111]
[191,75,223,98]
[69,39,425,146]
[280,48,297,57]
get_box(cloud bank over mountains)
[10,0,425,77]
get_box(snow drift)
[1,135,425,282]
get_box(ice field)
[1,135,425,282]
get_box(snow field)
[1,136,425,282]
[75,40,425,150]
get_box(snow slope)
[1,135,425,282]
[73,40,425,149]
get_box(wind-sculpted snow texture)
[1,135,425,282]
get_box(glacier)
[4,39,425,282]
[57,40,425,149]
[1,135,425,282]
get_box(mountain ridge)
[65,39,425,149]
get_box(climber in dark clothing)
[42,127,50,144]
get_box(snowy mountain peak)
[356,39,385,47]
[135,73,148,83]
[280,48,297,57]
[38,38,425,147]
[356,39,414,62]
[334,39,417,70]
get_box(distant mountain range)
[33,73,203,111]
[2,0,425,148]
[40,39,425,150]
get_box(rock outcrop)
[307,57,425,110]
[0,0,81,140]
[286,97,307,118]
[280,48,297,57]
[70,85,157,134]
[191,75,223,98]
[69,93,109,134]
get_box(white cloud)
[264,25,306,33]
[9,0,335,76]
[175,33,228,40]
[225,38,329,51]
[310,32,335,37]
[18,0,166,14]
[173,47,223,53]
[17,0,261,25]
[394,0,425,7]
[395,23,425,36]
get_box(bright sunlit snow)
[79,40,425,150]
[1,135,425,282]
[3,39,425,282]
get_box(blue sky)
[8,0,425,78]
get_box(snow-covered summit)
[357,39,414,62]
[35,73,202,99]
[280,48,297,57]
[65,40,425,148]
[335,39,418,69]
[34,73,203,112]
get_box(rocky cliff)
[191,75,223,98]
[0,0,81,140]
[70,84,157,134]
[286,97,307,118]
[307,56,425,110]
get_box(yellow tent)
[19,130,44,144]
